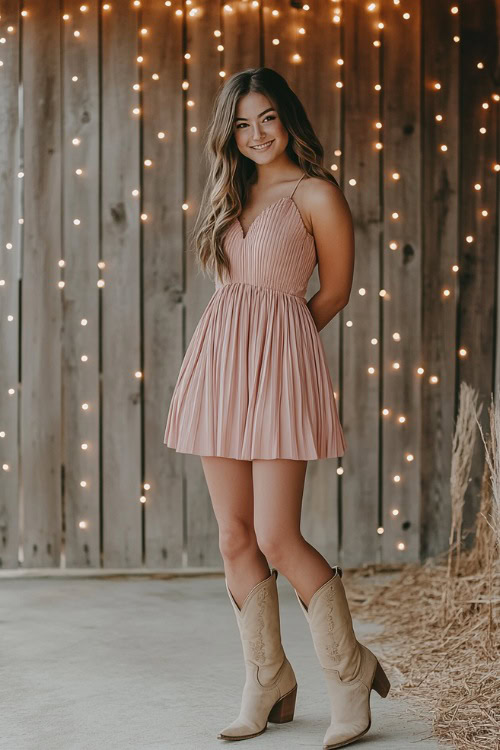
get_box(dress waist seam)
[216,280,306,301]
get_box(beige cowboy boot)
[295,566,390,750]
[217,567,298,741]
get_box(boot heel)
[267,683,297,723]
[372,661,390,698]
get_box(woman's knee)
[255,529,302,566]
[218,521,258,561]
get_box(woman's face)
[233,91,289,163]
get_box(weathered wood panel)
[0,0,21,568]
[420,0,460,559]
[457,0,497,545]
[21,0,62,567]
[143,0,184,567]
[381,0,421,563]
[101,3,142,566]
[341,0,382,568]
[183,1,225,567]
[62,1,101,567]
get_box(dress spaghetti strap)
[290,172,306,199]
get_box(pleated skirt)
[164,281,347,460]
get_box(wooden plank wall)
[0,0,498,570]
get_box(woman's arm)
[305,179,355,333]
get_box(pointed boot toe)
[323,718,371,749]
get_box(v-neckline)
[236,196,290,240]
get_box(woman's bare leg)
[201,455,270,609]
[252,458,334,607]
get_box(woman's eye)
[236,115,275,129]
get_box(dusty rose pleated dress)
[164,172,347,460]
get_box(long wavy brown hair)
[191,66,340,286]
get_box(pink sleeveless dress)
[164,173,346,460]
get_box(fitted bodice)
[215,195,317,299]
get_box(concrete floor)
[0,571,443,750]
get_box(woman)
[164,67,390,749]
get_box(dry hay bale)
[344,561,500,750]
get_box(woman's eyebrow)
[234,107,275,122]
